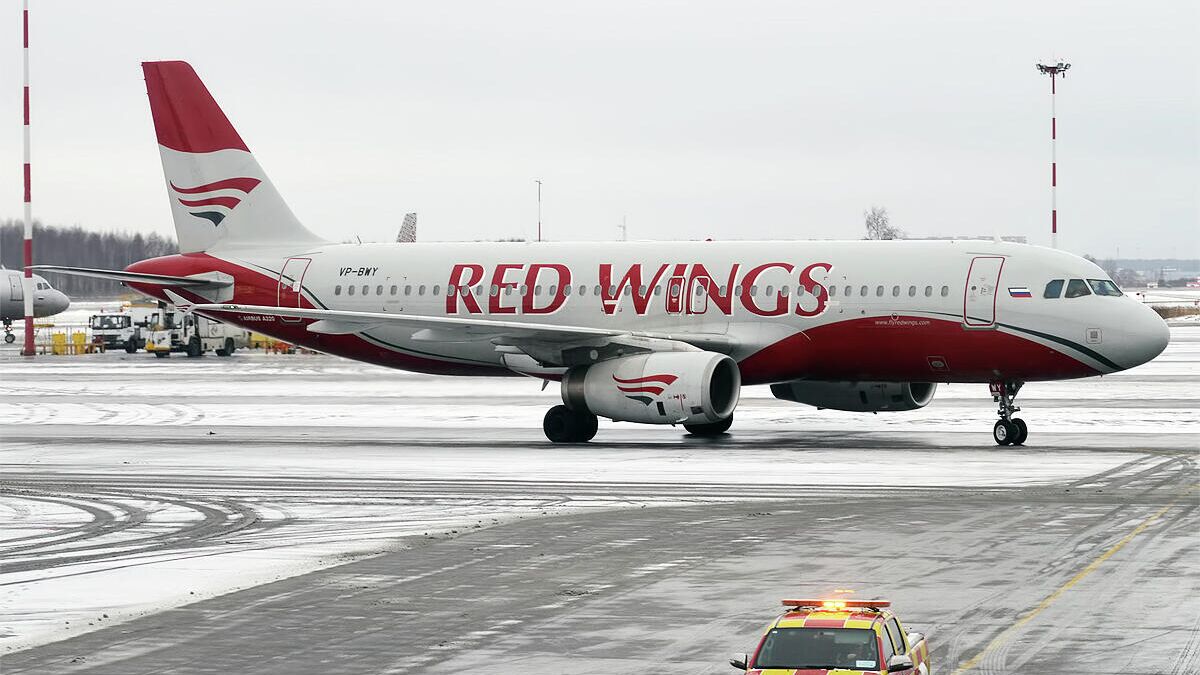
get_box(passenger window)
[490,284,498,296]
[535,285,543,296]
[1088,279,1123,297]
[829,285,837,297]
[654,286,662,296]
[876,285,884,297]
[1044,279,1064,298]
[578,285,586,296]
[348,285,356,296]
[563,284,572,296]
[639,285,647,295]
[334,285,342,296]
[1065,278,1091,298]
[418,285,426,296]
[892,285,900,297]
[940,285,949,297]
[734,286,743,296]
[779,285,789,297]
[361,285,369,295]
[750,285,758,296]
[594,285,602,296]
[520,285,528,296]
[375,285,383,295]
[389,285,397,295]
[908,286,916,297]
[432,285,440,296]
[859,285,867,296]
[844,285,852,297]
[924,285,932,297]
[766,285,775,296]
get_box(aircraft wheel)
[1011,418,1028,446]
[543,405,597,443]
[684,414,733,437]
[4,333,14,344]
[993,419,1016,446]
[186,337,202,358]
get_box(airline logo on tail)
[614,373,679,405]
[170,177,262,226]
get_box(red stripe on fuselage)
[738,314,1099,385]
[125,253,503,377]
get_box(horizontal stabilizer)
[32,265,233,288]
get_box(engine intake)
[562,351,740,425]
[770,380,937,412]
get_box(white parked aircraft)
[39,61,1169,444]
[1,268,70,343]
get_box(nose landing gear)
[3,319,14,344]
[990,381,1028,446]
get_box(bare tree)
[864,206,902,240]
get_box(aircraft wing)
[32,265,233,288]
[175,296,735,364]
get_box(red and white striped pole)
[1037,61,1070,250]
[21,0,35,356]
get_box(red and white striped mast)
[1036,60,1070,250]
[20,0,35,356]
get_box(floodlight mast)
[1037,61,1070,249]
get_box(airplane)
[1,267,70,343]
[37,61,1170,445]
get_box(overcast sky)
[3,1,1197,258]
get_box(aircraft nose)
[50,291,70,315]
[1125,302,1169,368]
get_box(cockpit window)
[1064,278,1091,298]
[1043,279,1064,298]
[1087,279,1123,297]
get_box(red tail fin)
[143,61,248,154]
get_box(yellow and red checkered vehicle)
[731,599,929,675]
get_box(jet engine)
[562,351,740,425]
[770,380,937,412]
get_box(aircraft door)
[963,256,1004,327]
[665,276,686,314]
[688,278,709,314]
[8,273,22,301]
[277,257,312,322]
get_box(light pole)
[1036,61,1070,249]
[535,179,542,242]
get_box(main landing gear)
[543,405,598,443]
[990,381,1028,446]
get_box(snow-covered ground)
[1,328,1196,653]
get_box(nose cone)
[51,291,71,315]
[1123,302,1170,368]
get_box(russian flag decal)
[1008,287,1032,298]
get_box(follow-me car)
[731,599,929,675]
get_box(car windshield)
[753,627,879,670]
[1088,279,1123,297]
[90,316,128,329]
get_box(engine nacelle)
[562,351,740,425]
[770,380,937,412]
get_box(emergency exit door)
[277,257,312,322]
[963,256,1004,327]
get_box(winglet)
[164,289,194,312]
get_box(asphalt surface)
[2,329,1198,674]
